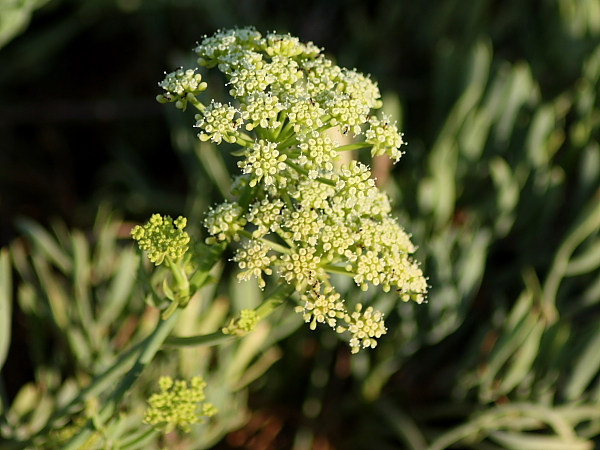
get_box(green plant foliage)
[2,1,600,449]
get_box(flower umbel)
[144,376,217,434]
[131,214,190,265]
[158,27,428,353]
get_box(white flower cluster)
[160,27,427,353]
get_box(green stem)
[277,134,299,150]
[235,134,256,148]
[271,112,288,141]
[164,330,235,347]
[322,264,354,276]
[335,142,371,152]
[276,120,296,143]
[187,95,205,111]
[284,160,336,187]
[165,256,189,297]
[238,182,257,210]
[238,229,291,254]
[165,283,294,346]
[254,282,295,319]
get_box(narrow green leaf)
[15,217,72,275]
[234,346,282,389]
[31,254,69,329]
[456,229,491,297]
[0,248,12,371]
[118,427,160,450]
[565,238,600,276]
[565,323,600,400]
[7,383,38,422]
[98,247,138,327]
[71,229,95,332]
[28,392,54,434]
[581,271,600,307]
[525,105,556,169]
[225,322,269,385]
[489,431,592,450]
[377,399,428,450]
[496,320,545,396]
[544,197,600,311]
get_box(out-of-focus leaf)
[526,105,557,169]
[71,229,95,334]
[0,248,12,372]
[564,323,600,400]
[27,391,54,434]
[489,430,592,450]
[565,238,600,275]
[31,254,69,329]
[98,246,139,327]
[225,322,270,386]
[234,346,281,390]
[456,228,491,298]
[119,428,160,450]
[378,399,427,450]
[496,320,545,397]
[0,0,51,50]
[581,272,600,307]
[15,217,72,275]
[493,63,536,144]
[544,195,600,310]
[7,382,38,422]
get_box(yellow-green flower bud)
[131,215,190,265]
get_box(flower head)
[295,285,346,330]
[338,303,387,354]
[196,101,242,144]
[233,239,275,289]
[131,215,190,265]
[157,68,207,110]
[222,309,260,335]
[204,202,247,244]
[144,376,217,434]
[158,27,428,354]
[365,114,405,162]
[238,139,288,187]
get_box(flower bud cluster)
[144,376,217,433]
[131,215,190,265]
[160,27,428,353]
[222,309,260,335]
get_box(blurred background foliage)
[1,0,600,449]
